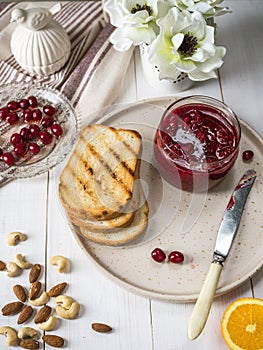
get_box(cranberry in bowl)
[154,96,241,192]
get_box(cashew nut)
[6,231,26,246]
[6,261,20,277]
[36,315,57,331]
[54,295,73,310]
[56,301,80,319]
[50,255,69,273]
[0,326,18,346]
[28,291,50,307]
[14,254,31,269]
[18,327,40,340]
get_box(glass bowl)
[154,95,241,192]
[0,82,80,180]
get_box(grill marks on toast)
[78,129,139,201]
[59,124,145,223]
[59,124,149,245]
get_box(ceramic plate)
[0,82,80,180]
[60,97,263,302]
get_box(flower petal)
[171,33,184,51]
[110,29,134,51]
[173,58,196,72]
[188,68,218,81]
[104,0,127,27]
[196,46,226,72]
[110,26,156,51]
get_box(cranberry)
[7,100,19,110]
[0,107,9,120]
[14,142,27,157]
[168,251,184,264]
[28,95,38,107]
[28,143,40,155]
[29,124,40,138]
[51,123,63,137]
[242,150,254,161]
[10,133,22,145]
[151,248,166,263]
[41,116,54,128]
[19,98,29,109]
[23,109,33,123]
[32,108,42,122]
[39,130,53,145]
[1,152,15,166]
[20,127,30,141]
[43,104,56,116]
[6,112,19,125]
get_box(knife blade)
[188,169,257,340]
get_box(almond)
[42,334,64,348]
[34,305,52,324]
[29,264,41,283]
[48,282,67,297]
[19,338,39,349]
[13,284,27,302]
[91,322,112,333]
[17,305,34,324]
[0,260,6,270]
[2,301,24,315]
[28,281,41,300]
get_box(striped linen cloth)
[0,1,133,120]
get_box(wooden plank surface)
[1,1,262,349]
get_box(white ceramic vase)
[10,4,71,76]
[139,44,194,92]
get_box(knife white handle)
[188,262,223,340]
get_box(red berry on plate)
[39,130,53,145]
[6,112,19,125]
[151,248,166,263]
[28,95,38,107]
[29,124,40,139]
[32,108,42,122]
[19,98,29,109]
[43,104,56,116]
[28,143,40,155]
[242,150,254,161]
[14,142,27,157]
[41,116,54,128]
[23,109,33,123]
[7,100,20,110]
[168,251,184,264]
[20,127,30,141]
[1,152,15,166]
[51,123,63,137]
[10,133,22,146]
[0,107,9,120]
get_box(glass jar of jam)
[154,96,241,192]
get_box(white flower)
[148,7,226,81]
[170,0,231,18]
[104,0,161,51]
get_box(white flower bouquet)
[103,0,230,82]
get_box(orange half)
[221,297,263,350]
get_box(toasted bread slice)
[59,124,142,220]
[67,179,142,230]
[77,200,149,246]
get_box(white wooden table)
[1,1,262,349]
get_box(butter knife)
[188,169,257,340]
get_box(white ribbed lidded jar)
[10,4,71,76]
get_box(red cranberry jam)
[154,96,241,192]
